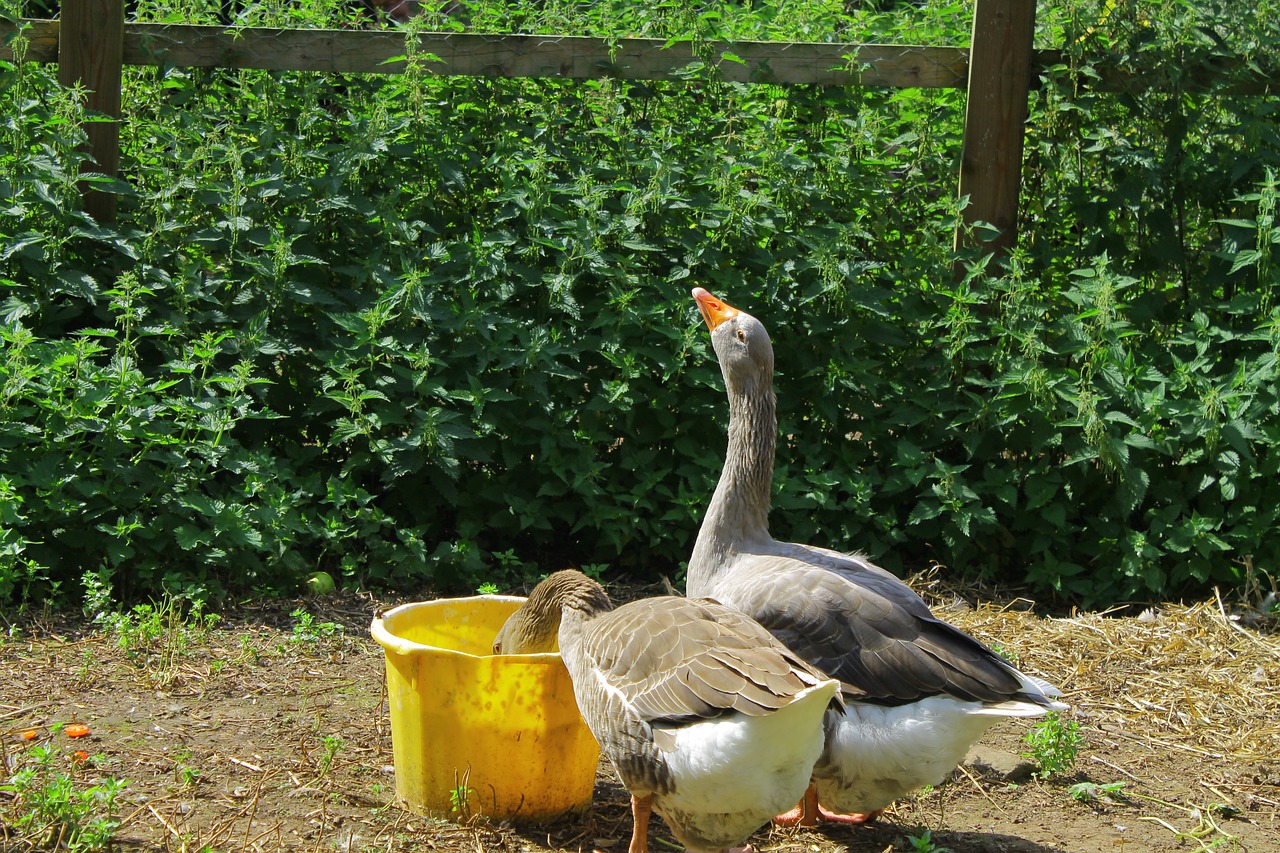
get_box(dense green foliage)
[1,1,1277,607]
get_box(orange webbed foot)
[773,785,820,827]
[771,803,813,827]
[772,785,883,827]
[812,806,882,825]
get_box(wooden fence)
[3,0,1048,255]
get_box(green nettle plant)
[0,744,126,852]
[1,0,1278,609]
[1023,712,1084,778]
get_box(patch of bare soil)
[1,584,1278,853]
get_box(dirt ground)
[2,579,1278,853]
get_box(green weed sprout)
[1023,711,1083,778]
[290,608,343,645]
[0,745,126,851]
[1068,781,1126,802]
[906,829,955,853]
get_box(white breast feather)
[655,681,836,818]
[816,696,1028,814]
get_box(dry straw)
[922,577,1280,765]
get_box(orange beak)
[692,287,740,332]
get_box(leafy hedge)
[1,0,1277,607]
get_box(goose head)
[492,569,612,655]
[692,287,774,398]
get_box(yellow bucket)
[371,596,600,821]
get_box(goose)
[687,287,1068,825]
[493,569,841,853]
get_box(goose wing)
[578,595,832,724]
[718,547,1046,706]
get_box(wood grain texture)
[57,0,124,223]
[120,28,970,87]
[1,20,1265,92]
[0,19,60,60]
[955,0,1037,257]
[7,21,970,88]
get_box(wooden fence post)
[58,0,125,223]
[955,0,1036,259]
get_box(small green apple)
[305,571,336,595]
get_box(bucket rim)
[369,595,563,663]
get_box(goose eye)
[736,329,747,343]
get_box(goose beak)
[692,287,740,331]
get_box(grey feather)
[493,570,841,850]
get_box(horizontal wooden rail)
[0,19,998,87]
[6,20,1266,94]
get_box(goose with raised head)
[688,287,1068,826]
[493,569,841,853]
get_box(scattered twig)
[1138,814,1184,834]
[1089,754,1146,784]
[146,802,184,841]
[240,768,273,852]
[1198,781,1238,808]
[955,762,1008,816]
[1137,805,1239,853]
[0,702,52,723]
[244,818,286,851]
[1105,727,1225,760]
[1214,586,1280,661]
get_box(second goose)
[688,287,1068,825]
[494,569,840,853]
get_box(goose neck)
[690,382,776,582]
